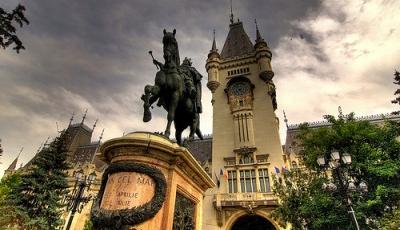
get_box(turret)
[206,30,221,93]
[254,20,274,82]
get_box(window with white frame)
[228,171,238,193]
[240,169,256,192]
[258,168,270,192]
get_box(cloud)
[275,0,400,142]
[5,0,385,176]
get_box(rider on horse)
[142,29,203,145]
[179,57,202,114]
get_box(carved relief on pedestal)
[173,193,196,230]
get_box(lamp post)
[64,169,97,230]
[317,151,367,230]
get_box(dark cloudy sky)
[1,0,399,176]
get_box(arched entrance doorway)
[231,215,276,230]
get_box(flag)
[274,166,280,174]
[283,166,290,173]
[223,169,228,180]
[220,169,228,180]
[214,172,220,188]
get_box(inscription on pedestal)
[100,172,155,210]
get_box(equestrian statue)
[141,29,203,145]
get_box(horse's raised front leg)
[145,85,161,105]
[142,85,160,122]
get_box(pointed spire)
[211,29,217,52]
[230,0,234,24]
[42,136,50,148]
[7,147,23,171]
[99,128,105,142]
[36,142,44,154]
[255,19,264,43]
[17,147,23,158]
[68,112,75,127]
[92,119,98,131]
[7,157,18,171]
[283,110,289,129]
[81,109,88,125]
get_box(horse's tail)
[195,128,203,140]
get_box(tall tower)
[203,17,285,230]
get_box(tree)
[6,130,70,230]
[391,70,400,114]
[0,173,24,230]
[273,114,400,229]
[0,4,29,53]
[379,207,400,230]
[272,169,351,229]
[83,219,93,230]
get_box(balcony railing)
[214,192,278,208]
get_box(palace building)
[4,12,400,230]
[3,113,105,230]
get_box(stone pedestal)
[91,132,215,230]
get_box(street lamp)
[64,169,97,230]
[317,151,367,230]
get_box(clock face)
[231,82,250,96]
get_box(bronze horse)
[142,29,203,145]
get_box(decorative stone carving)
[173,193,196,230]
[266,80,277,111]
[259,70,274,82]
[216,207,223,227]
[207,81,220,93]
[224,209,235,221]
[243,202,258,214]
[91,162,167,230]
[233,146,257,155]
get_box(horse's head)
[162,29,180,66]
